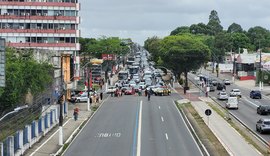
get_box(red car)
[124,88,133,95]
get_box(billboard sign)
[0,38,5,87]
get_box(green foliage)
[0,48,53,112]
[227,23,243,33]
[159,34,210,76]
[144,36,162,63]
[207,10,223,35]
[190,23,213,35]
[170,26,190,35]
[247,26,270,50]
[79,37,130,59]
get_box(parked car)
[229,89,242,97]
[75,94,88,103]
[223,79,231,85]
[256,118,270,133]
[257,105,270,115]
[250,90,262,99]
[217,91,228,100]
[217,83,226,90]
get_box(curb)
[175,101,210,156]
[54,96,109,156]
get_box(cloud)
[79,0,270,45]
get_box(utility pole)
[259,47,262,90]
[87,68,92,111]
[59,55,64,146]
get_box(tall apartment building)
[0,0,81,99]
[0,0,80,53]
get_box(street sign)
[102,54,116,60]
[205,109,212,116]
[0,38,5,87]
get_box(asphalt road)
[189,70,270,143]
[64,93,203,156]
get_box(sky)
[79,0,270,45]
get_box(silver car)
[218,91,228,100]
[256,118,270,133]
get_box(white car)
[107,86,117,93]
[230,89,242,97]
[223,79,231,85]
[218,91,228,100]
[75,94,88,102]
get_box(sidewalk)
[174,82,262,156]
[24,102,93,156]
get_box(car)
[257,105,270,115]
[209,84,215,92]
[223,79,231,85]
[250,90,262,99]
[75,94,88,103]
[256,118,270,133]
[124,88,133,95]
[107,86,117,94]
[153,87,171,96]
[217,91,228,100]
[225,97,238,109]
[217,83,226,90]
[211,79,218,86]
[230,89,241,97]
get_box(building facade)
[0,0,80,53]
[0,0,81,99]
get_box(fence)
[0,102,68,156]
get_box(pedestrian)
[73,107,79,121]
[145,89,148,97]
[100,92,103,101]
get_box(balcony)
[0,28,77,34]
[0,14,77,21]
[7,42,77,48]
[0,1,77,7]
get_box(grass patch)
[176,102,229,155]
[91,105,99,112]
[207,102,268,155]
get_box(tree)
[79,37,130,59]
[229,33,251,52]
[144,36,162,64]
[159,34,210,93]
[190,23,213,35]
[207,10,223,35]
[247,26,270,50]
[0,48,53,113]
[170,26,190,35]
[227,23,243,33]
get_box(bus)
[129,66,140,75]
[118,71,129,80]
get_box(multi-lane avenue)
[189,69,270,144]
[64,93,203,156]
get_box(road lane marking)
[242,97,259,108]
[132,101,142,156]
[165,133,168,140]
[137,101,142,156]
[159,106,161,109]
[161,116,164,122]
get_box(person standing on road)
[73,107,79,121]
